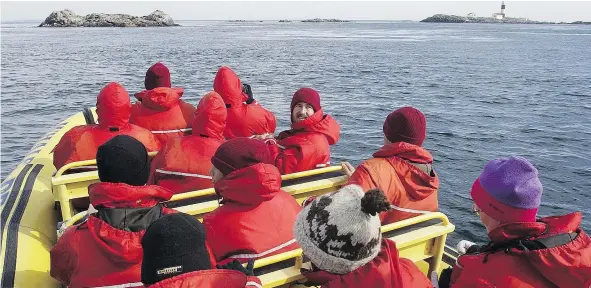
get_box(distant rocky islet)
[421,14,590,25]
[38,9,178,27]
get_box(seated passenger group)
[50,62,591,288]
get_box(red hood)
[96,82,131,129]
[139,87,185,111]
[282,109,340,145]
[134,90,149,101]
[374,142,438,201]
[89,182,173,208]
[303,239,411,287]
[148,270,250,288]
[373,142,433,163]
[192,92,226,141]
[488,212,583,243]
[85,215,144,265]
[214,163,281,206]
[213,66,248,107]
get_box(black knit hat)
[96,135,150,186]
[141,213,212,285]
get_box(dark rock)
[39,9,178,27]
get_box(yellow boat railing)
[53,162,346,221]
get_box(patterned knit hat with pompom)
[294,185,391,275]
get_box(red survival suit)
[266,110,340,174]
[213,66,276,139]
[130,87,195,145]
[347,142,439,224]
[302,239,433,288]
[147,270,262,288]
[50,182,176,288]
[202,163,301,264]
[53,82,161,170]
[148,92,226,194]
[450,212,591,288]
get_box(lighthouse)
[493,1,506,20]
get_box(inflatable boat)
[0,108,458,287]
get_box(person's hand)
[216,259,255,276]
[251,133,274,141]
[341,162,356,177]
[242,84,254,104]
[456,240,476,255]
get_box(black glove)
[216,259,255,276]
[242,83,255,104]
[438,267,453,288]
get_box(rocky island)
[420,14,556,24]
[420,2,589,25]
[39,9,179,27]
[301,18,349,23]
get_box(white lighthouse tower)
[493,1,506,20]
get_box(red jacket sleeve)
[265,109,277,135]
[53,128,83,170]
[245,275,262,288]
[347,163,378,192]
[50,226,79,285]
[265,139,303,174]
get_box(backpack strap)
[521,232,579,250]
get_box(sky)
[2,1,591,22]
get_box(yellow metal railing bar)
[54,165,345,221]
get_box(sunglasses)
[472,204,482,216]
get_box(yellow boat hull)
[1,111,90,287]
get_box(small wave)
[433,131,454,137]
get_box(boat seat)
[242,212,455,288]
[54,165,347,222]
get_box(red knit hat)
[291,88,321,112]
[383,107,426,146]
[211,138,273,176]
[145,62,171,90]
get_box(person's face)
[292,102,315,123]
[473,203,501,234]
[383,134,391,146]
[210,166,224,184]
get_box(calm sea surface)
[2,20,590,243]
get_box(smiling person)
[265,88,341,174]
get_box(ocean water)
[2,20,590,244]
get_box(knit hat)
[294,185,391,275]
[141,213,211,285]
[144,62,171,90]
[471,156,543,223]
[291,88,321,113]
[96,135,150,186]
[383,107,426,146]
[211,138,273,176]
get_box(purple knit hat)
[471,156,543,223]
